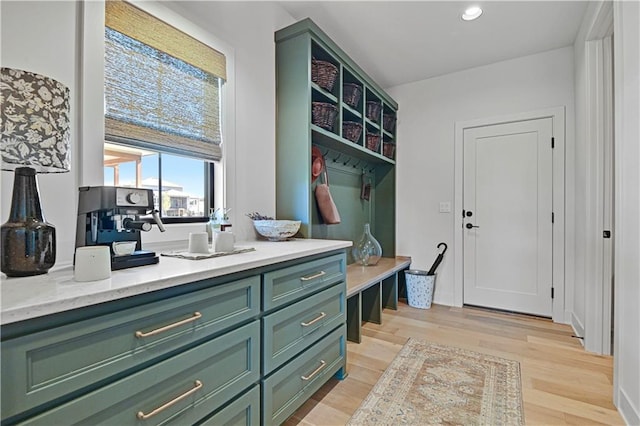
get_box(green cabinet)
[199,385,260,426]
[1,250,347,426]
[263,252,345,311]
[263,283,346,374]
[18,322,260,426]
[262,325,346,426]
[275,19,398,260]
[1,276,260,419]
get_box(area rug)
[347,339,524,425]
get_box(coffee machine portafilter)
[75,186,166,270]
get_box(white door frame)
[454,107,566,323]
[583,1,614,355]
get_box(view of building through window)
[104,143,208,217]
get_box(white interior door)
[463,118,553,317]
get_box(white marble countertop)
[1,239,351,325]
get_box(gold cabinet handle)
[301,360,327,381]
[136,380,203,420]
[300,271,326,281]
[135,312,202,338]
[300,312,326,327]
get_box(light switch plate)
[439,202,451,213]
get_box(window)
[103,143,212,218]
[103,0,226,223]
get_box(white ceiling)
[277,1,589,88]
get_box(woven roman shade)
[105,0,225,162]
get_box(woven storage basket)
[382,142,396,159]
[312,102,337,131]
[342,121,363,143]
[383,114,396,132]
[366,133,381,152]
[366,101,382,122]
[311,59,338,92]
[343,83,363,109]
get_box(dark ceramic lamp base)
[1,167,56,277]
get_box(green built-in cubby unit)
[275,19,398,261]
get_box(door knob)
[465,223,479,229]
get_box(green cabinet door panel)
[263,253,346,311]
[17,321,260,426]
[263,282,345,374]
[1,275,260,420]
[198,384,260,426]
[262,325,346,426]
[274,32,314,237]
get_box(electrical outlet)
[439,202,451,213]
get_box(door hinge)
[551,137,555,149]
[551,287,555,299]
[552,212,555,223]
[603,230,611,238]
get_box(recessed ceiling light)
[462,6,483,21]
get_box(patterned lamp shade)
[1,67,71,277]
[1,67,71,173]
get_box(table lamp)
[1,67,71,277]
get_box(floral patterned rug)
[347,339,524,425]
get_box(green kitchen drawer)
[263,324,346,426]
[198,384,260,426]
[17,321,260,426]
[2,275,260,420]
[263,282,345,374]
[263,253,346,311]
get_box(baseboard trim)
[571,313,585,347]
[617,387,640,426]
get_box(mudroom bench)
[345,256,412,343]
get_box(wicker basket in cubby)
[366,133,381,152]
[382,142,396,159]
[343,83,362,109]
[311,58,338,92]
[342,121,363,143]
[312,102,337,131]
[366,101,382,122]
[383,113,396,132]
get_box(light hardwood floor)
[285,303,624,425]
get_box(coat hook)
[321,148,329,157]
[352,160,361,168]
[343,157,351,166]
[332,153,342,162]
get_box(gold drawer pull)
[135,312,202,338]
[301,360,327,381]
[136,380,203,420]
[300,270,326,281]
[301,312,326,327]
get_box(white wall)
[613,1,640,423]
[571,2,591,340]
[387,47,575,308]
[1,1,82,268]
[1,1,295,269]
[573,2,640,421]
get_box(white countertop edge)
[1,239,352,325]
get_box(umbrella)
[427,242,448,275]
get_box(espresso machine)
[75,186,166,270]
